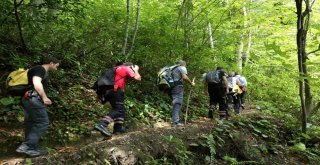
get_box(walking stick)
[185,78,195,125]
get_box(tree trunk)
[237,35,244,72]
[121,0,131,56]
[295,0,313,134]
[207,22,214,49]
[127,0,141,58]
[14,0,27,53]
[183,0,193,50]
[207,0,214,49]
[243,0,252,67]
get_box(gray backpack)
[206,70,221,84]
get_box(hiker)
[170,60,195,127]
[226,72,241,115]
[204,66,228,119]
[16,56,60,157]
[94,62,141,137]
[235,72,247,109]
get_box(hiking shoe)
[113,127,126,134]
[94,124,112,137]
[241,104,245,109]
[16,144,29,154]
[171,122,185,127]
[25,148,48,158]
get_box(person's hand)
[42,97,52,105]
[191,82,195,86]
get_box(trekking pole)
[185,78,195,125]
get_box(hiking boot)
[25,148,48,158]
[113,127,126,134]
[94,124,112,137]
[16,144,30,154]
[171,122,185,127]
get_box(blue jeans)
[170,85,184,124]
[21,96,49,149]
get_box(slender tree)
[242,0,252,67]
[183,0,193,49]
[13,0,27,53]
[295,0,314,134]
[206,0,214,49]
[127,0,141,58]
[121,0,131,55]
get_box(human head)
[228,71,235,77]
[123,62,134,66]
[43,56,60,71]
[216,66,224,71]
[176,60,186,66]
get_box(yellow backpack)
[232,84,243,94]
[6,68,30,96]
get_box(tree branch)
[0,0,24,26]
[14,0,27,53]
[307,44,320,55]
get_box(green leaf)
[215,128,223,132]
[301,133,311,140]
[253,128,262,134]
[290,142,306,152]
[0,98,15,106]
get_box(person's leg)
[22,98,32,143]
[113,91,126,133]
[226,88,233,112]
[233,94,240,114]
[208,84,215,118]
[23,98,49,149]
[17,98,33,153]
[17,97,49,157]
[240,90,246,109]
[96,90,125,136]
[171,85,184,125]
[217,87,227,120]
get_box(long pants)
[21,96,49,149]
[240,90,246,105]
[101,90,125,130]
[208,84,227,119]
[170,85,184,124]
[227,88,241,114]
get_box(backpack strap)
[170,65,182,82]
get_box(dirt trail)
[0,109,258,165]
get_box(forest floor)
[0,108,317,165]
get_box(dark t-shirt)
[28,66,48,92]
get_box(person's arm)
[33,76,52,105]
[204,81,208,94]
[222,76,228,93]
[182,74,195,86]
[236,78,242,86]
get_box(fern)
[205,134,216,163]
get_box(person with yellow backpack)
[226,72,242,115]
[235,72,247,109]
[15,56,60,157]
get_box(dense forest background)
[0,0,320,164]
